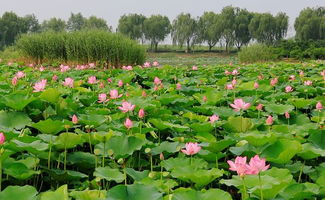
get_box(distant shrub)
[238,44,277,63]
[16,30,145,67]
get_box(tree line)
[0,6,324,51]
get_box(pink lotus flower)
[285,85,293,93]
[39,66,45,72]
[289,75,295,81]
[15,71,25,79]
[266,115,273,125]
[316,102,323,110]
[110,89,122,99]
[89,63,95,68]
[52,75,58,81]
[254,82,259,89]
[258,75,263,80]
[270,78,278,86]
[118,80,123,87]
[99,82,105,88]
[285,112,290,119]
[122,65,133,71]
[29,63,34,67]
[176,83,182,90]
[88,76,97,84]
[181,142,201,155]
[60,65,70,72]
[0,132,5,145]
[321,70,325,76]
[62,77,74,88]
[12,76,18,86]
[202,96,207,102]
[304,80,312,86]
[246,155,270,175]
[107,78,113,83]
[124,118,133,129]
[152,61,159,67]
[227,156,249,177]
[160,153,164,160]
[230,99,251,112]
[154,77,161,85]
[232,69,239,75]
[226,84,234,90]
[72,115,78,124]
[225,70,231,75]
[256,104,263,111]
[232,79,237,86]
[138,108,145,118]
[192,66,198,70]
[299,71,304,77]
[209,114,219,123]
[142,91,147,97]
[143,62,151,68]
[33,79,47,92]
[98,93,108,103]
[119,102,135,113]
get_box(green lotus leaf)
[94,167,125,183]
[0,185,38,200]
[39,185,69,200]
[106,183,162,200]
[31,118,65,135]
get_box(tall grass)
[238,44,277,63]
[16,30,145,66]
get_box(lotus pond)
[0,61,324,200]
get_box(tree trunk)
[209,45,213,52]
[154,42,158,52]
[186,39,190,53]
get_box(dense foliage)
[238,44,277,63]
[0,60,324,199]
[16,31,145,66]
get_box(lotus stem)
[64,146,67,172]
[259,173,264,200]
[48,136,52,169]
[241,176,248,200]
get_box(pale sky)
[1,0,324,37]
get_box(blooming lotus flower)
[122,65,133,71]
[181,142,201,155]
[192,66,198,70]
[138,108,145,118]
[176,83,182,90]
[33,79,47,92]
[39,66,45,72]
[88,76,97,84]
[15,71,25,79]
[72,115,78,124]
[285,112,290,119]
[0,132,5,145]
[12,76,18,86]
[118,80,123,87]
[319,69,325,77]
[232,79,237,86]
[227,156,249,177]
[266,115,273,125]
[316,102,323,110]
[299,71,304,77]
[143,61,151,68]
[246,155,270,175]
[226,84,234,90]
[209,114,219,123]
[232,69,239,75]
[304,80,312,86]
[142,91,147,97]
[225,70,231,75]
[89,63,95,68]
[289,75,295,81]
[154,77,161,85]
[256,104,263,111]
[52,75,58,81]
[230,99,251,112]
[119,102,135,113]
[98,93,108,103]
[202,96,207,102]
[152,61,159,66]
[62,77,74,88]
[107,78,113,83]
[285,85,293,93]
[254,82,259,89]
[60,65,70,72]
[124,118,133,129]
[110,89,122,99]
[270,78,278,86]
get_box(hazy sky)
[1,0,324,37]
